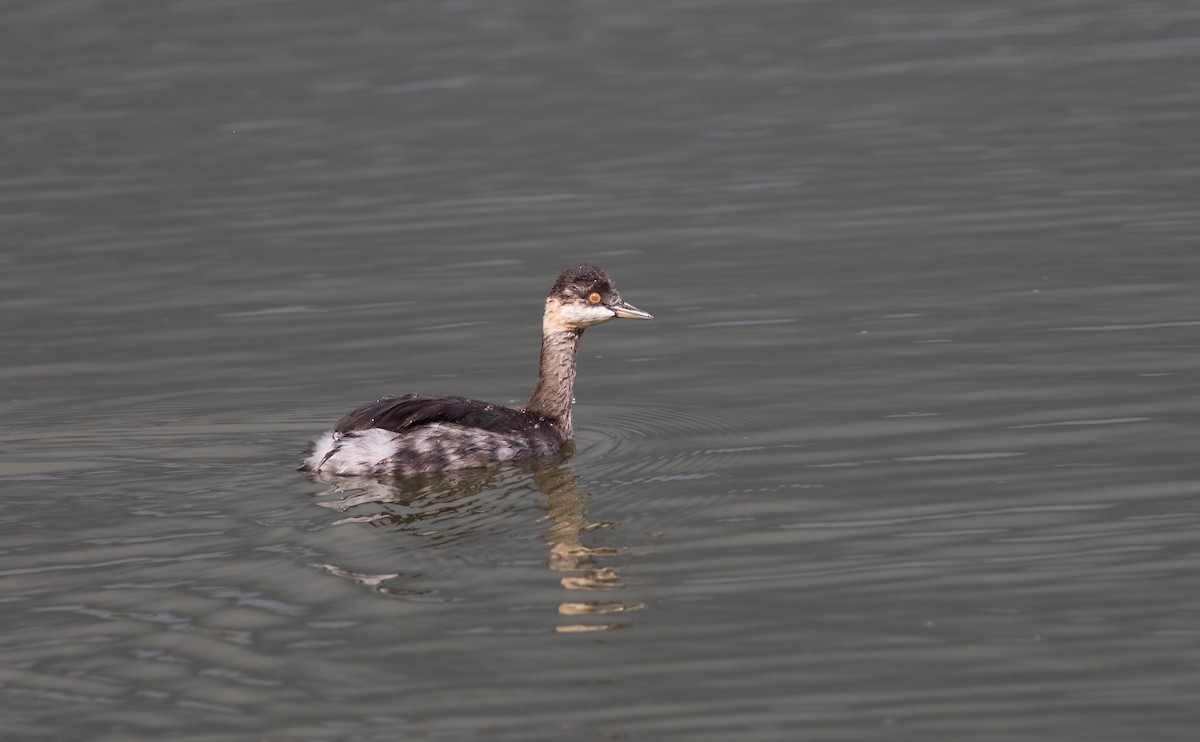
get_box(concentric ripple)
[574,401,787,482]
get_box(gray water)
[3,1,1199,739]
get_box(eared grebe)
[302,265,652,477]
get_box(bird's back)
[305,394,565,477]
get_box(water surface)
[3,1,1199,739]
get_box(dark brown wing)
[332,394,536,436]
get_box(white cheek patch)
[557,302,616,327]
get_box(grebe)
[302,265,652,477]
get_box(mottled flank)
[302,265,651,477]
[304,422,555,477]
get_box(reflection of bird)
[303,265,652,477]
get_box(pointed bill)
[611,300,653,320]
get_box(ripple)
[1031,320,1200,332]
[574,402,773,481]
[567,403,799,528]
[217,117,319,133]
[1008,417,1151,429]
[580,401,758,443]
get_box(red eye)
[588,292,602,304]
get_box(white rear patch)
[304,429,402,476]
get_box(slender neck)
[525,322,583,440]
